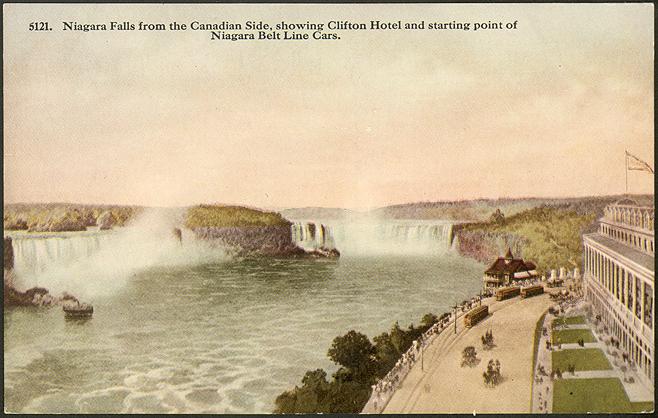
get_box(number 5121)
[29,22,51,31]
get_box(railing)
[603,205,654,232]
[363,276,549,413]
[361,297,481,413]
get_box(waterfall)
[8,232,113,276]
[291,220,454,255]
[4,209,230,299]
[375,223,453,247]
[291,222,336,251]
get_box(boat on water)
[63,302,93,319]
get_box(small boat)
[63,302,94,319]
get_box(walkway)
[537,308,654,405]
[382,294,552,413]
[531,311,553,413]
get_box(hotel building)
[583,199,654,387]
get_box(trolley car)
[464,305,489,327]
[520,284,544,298]
[495,286,520,301]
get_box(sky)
[3,3,654,209]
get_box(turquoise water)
[4,254,483,413]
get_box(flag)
[626,151,654,174]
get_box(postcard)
[3,2,654,414]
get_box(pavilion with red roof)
[483,247,538,290]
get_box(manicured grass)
[552,315,586,328]
[552,348,611,372]
[552,328,597,344]
[553,378,654,413]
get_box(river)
[4,223,484,413]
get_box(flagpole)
[625,151,628,195]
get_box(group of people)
[366,295,486,412]
[534,313,555,413]
[534,295,587,413]
[556,292,581,313]
[537,385,551,413]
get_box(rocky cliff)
[192,225,339,257]
[452,227,527,265]
[193,225,302,256]
[4,236,14,270]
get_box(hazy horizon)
[3,191,655,213]
[4,3,654,208]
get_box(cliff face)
[4,237,14,270]
[453,227,527,265]
[192,225,307,256]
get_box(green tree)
[389,322,411,354]
[273,369,332,413]
[421,313,439,328]
[373,332,399,377]
[327,330,376,380]
[326,380,372,413]
[273,389,297,413]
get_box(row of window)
[588,290,652,381]
[600,223,654,255]
[585,245,653,328]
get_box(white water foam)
[292,219,454,256]
[8,209,229,300]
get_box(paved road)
[383,294,552,414]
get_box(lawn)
[552,348,611,372]
[553,378,654,413]
[552,316,586,328]
[552,328,597,344]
